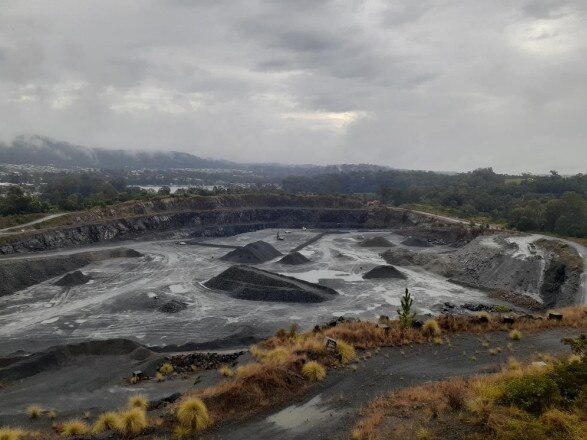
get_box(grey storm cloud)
[0,0,586,173]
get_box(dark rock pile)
[401,237,432,247]
[158,300,187,314]
[167,351,244,373]
[279,251,311,265]
[358,236,395,248]
[205,264,338,303]
[54,270,91,287]
[362,265,406,280]
[220,241,282,264]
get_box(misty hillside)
[0,135,239,170]
[0,135,390,175]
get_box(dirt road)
[208,327,581,440]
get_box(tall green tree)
[397,288,416,328]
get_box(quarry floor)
[0,228,498,357]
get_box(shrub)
[127,394,149,410]
[0,427,24,440]
[159,362,174,376]
[92,411,120,434]
[422,319,441,337]
[397,288,416,328]
[60,419,90,437]
[26,405,42,419]
[500,374,560,414]
[509,329,522,340]
[301,361,326,382]
[116,408,147,438]
[177,398,211,433]
[548,360,587,405]
[337,340,357,364]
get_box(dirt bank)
[0,247,142,297]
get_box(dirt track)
[207,327,582,440]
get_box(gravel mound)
[158,300,187,313]
[0,339,154,382]
[54,270,91,287]
[359,236,395,248]
[362,265,407,280]
[401,237,432,247]
[279,251,311,265]
[220,241,282,264]
[205,265,338,303]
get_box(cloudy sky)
[0,0,586,173]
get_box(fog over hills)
[0,135,390,174]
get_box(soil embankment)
[205,265,338,303]
[0,248,142,297]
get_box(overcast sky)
[0,0,586,173]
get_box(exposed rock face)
[0,248,142,297]
[401,237,432,247]
[362,265,406,280]
[204,265,338,303]
[279,251,311,265]
[358,236,395,248]
[220,241,282,264]
[0,198,477,256]
[54,270,91,287]
[382,234,582,309]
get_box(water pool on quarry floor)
[0,229,491,356]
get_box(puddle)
[266,395,340,431]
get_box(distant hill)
[0,135,239,170]
[0,135,391,175]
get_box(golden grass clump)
[173,424,192,438]
[159,362,174,376]
[336,340,357,363]
[509,329,522,340]
[26,405,42,419]
[60,419,89,437]
[422,319,441,337]
[115,408,147,438]
[47,410,57,420]
[301,361,326,382]
[219,365,234,377]
[92,411,120,434]
[177,398,212,433]
[0,427,24,440]
[155,372,165,382]
[127,394,149,410]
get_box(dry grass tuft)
[92,411,120,434]
[115,408,147,438]
[509,329,522,340]
[337,340,357,364]
[26,405,42,419]
[219,365,234,377]
[301,361,326,382]
[127,394,149,410]
[177,398,212,433]
[47,410,57,420]
[155,372,165,382]
[60,419,89,437]
[159,362,174,376]
[0,427,24,440]
[422,320,441,337]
